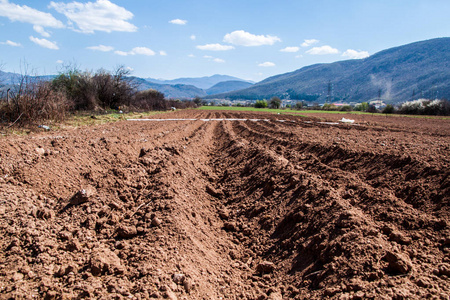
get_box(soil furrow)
[0,109,448,299]
[234,118,449,214]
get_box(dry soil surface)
[0,110,449,300]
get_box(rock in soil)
[69,186,96,205]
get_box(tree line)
[245,97,450,115]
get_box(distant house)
[369,100,387,109]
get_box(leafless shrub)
[1,80,71,125]
[132,89,167,110]
[52,65,136,111]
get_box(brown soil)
[0,110,449,300]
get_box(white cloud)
[188,54,195,58]
[190,35,196,40]
[33,25,51,37]
[196,43,234,51]
[29,36,59,50]
[131,47,155,56]
[1,40,21,47]
[114,50,128,56]
[126,66,133,72]
[159,50,167,56]
[169,19,187,25]
[202,55,225,63]
[49,0,137,33]
[56,59,63,64]
[301,39,319,47]
[258,62,275,67]
[342,49,370,59]
[87,44,114,52]
[114,47,155,56]
[0,0,64,28]
[280,46,299,53]
[223,30,281,46]
[306,45,339,55]
[295,54,303,59]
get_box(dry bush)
[0,81,71,125]
[131,89,198,111]
[52,70,98,110]
[132,89,167,110]
[167,99,197,109]
[52,66,136,111]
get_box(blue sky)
[1,0,450,82]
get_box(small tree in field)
[354,102,369,112]
[193,96,203,106]
[382,104,395,114]
[255,100,268,108]
[269,97,281,109]
[367,104,378,113]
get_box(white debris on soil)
[340,117,355,124]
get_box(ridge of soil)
[0,110,449,299]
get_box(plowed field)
[0,110,449,299]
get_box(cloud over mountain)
[49,0,137,33]
[258,62,275,67]
[306,45,339,55]
[342,49,370,59]
[223,30,281,46]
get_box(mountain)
[131,77,207,99]
[206,80,253,95]
[0,70,22,85]
[209,37,450,104]
[145,74,253,90]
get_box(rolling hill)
[145,74,253,90]
[206,80,253,95]
[130,77,207,98]
[209,37,450,104]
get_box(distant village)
[204,98,387,110]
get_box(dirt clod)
[151,217,162,227]
[183,278,194,293]
[117,225,138,238]
[389,231,412,245]
[384,251,412,274]
[256,261,275,274]
[90,247,125,276]
[224,221,237,231]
